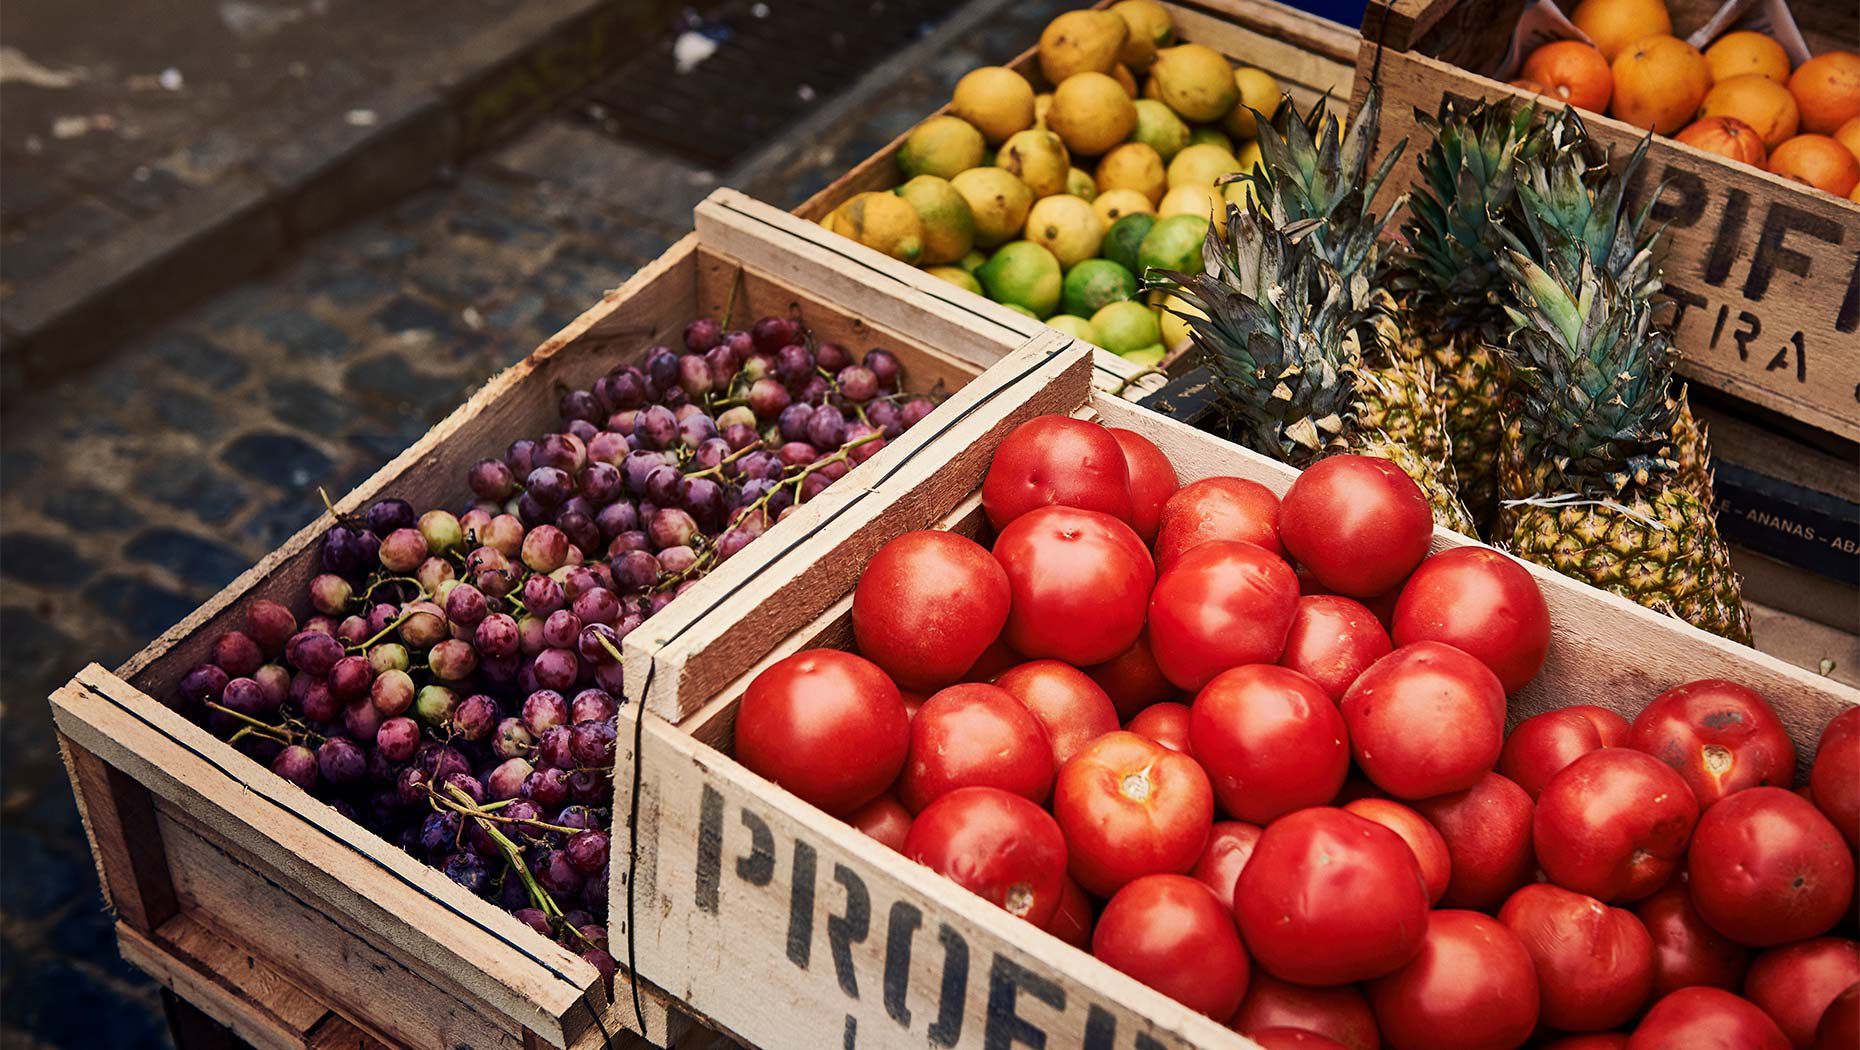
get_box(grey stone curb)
[0,0,684,396]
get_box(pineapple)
[1170,88,1476,532]
[1393,99,1585,528]
[1149,198,1478,533]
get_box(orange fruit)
[1699,74,1800,149]
[1509,78,1548,95]
[1674,116,1769,166]
[1767,134,1860,196]
[1836,116,1860,162]
[1851,181,1860,203]
[1704,31,1792,84]
[1789,51,1860,134]
[1571,0,1672,62]
[1611,35,1712,135]
[1522,41,1614,112]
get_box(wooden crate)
[1351,0,1860,442]
[47,213,1047,1050]
[612,336,1860,1050]
[787,0,1362,370]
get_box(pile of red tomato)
[732,415,1860,1050]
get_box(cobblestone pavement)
[0,1,1064,1044]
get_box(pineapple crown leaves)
[1500,248,1682,495]
[1396,96,1581,340]
[1504,126,1665,298]
[1237,85,1408,283]
[1148,206,1362,463]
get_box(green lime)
[925,265,983,295]
[1061,259,1137,318]
[1044,314,1099,343]
[977,241,1063,318]
[1120,343,1166,368]
[1138,214,1210,279]
[1090,301,1162,355]
[1103,212,1157,275]
[958,249,988,274]
[1187,126,1234,153]
[1000,302,1040,319]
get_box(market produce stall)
[41,2,1859,1048]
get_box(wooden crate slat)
[58,734,179,934]
[117,915,342,1050]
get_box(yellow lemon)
[1047,71,1139,157]
[952,67,1036,145]
[1095,141,1167,204]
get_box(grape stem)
[442,783,562,917]
[682,438,766,481]
[348,603,429,654]
[206,702,319,745]
[353,574,424,605]
[428,785,587,836]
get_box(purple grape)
[580,460,623,505]
[336,615,370,646]
[415,684,459,727]
[308,574,352,617]
[649,508,699,549]
[797,374,831,406]
[469,458,517,501]
[445,582,487,626]
[481,515,525,557]
[644,466,681,507]
[376,717,421,763]
[344,697,384,741]
[715,529,756,563]
[683,318,723,353]
[657,546,698,575]
[817,342,852,373]
[493,717,536,761]
[523,690,570,736]
[211,631,265,678]
[535,849,585,896]
[587,431,629,467]
[319,526,367,577]
[570,689,617,724]
[524,767,571,809]
[272,745,319,790]
[503,799,547,842]
[599,369,646,412]
[525,467,573,508]
[219,677,266,716]
[517,615,548,656]
[532,648,578,691]
[837,365,879,403]
[442,851,489,895]
[594,501,637,540]
[555,509,601,556]
[419,810,461,854]
[569,769,608,804]
[805,404,845,449]
[577,623,620,665]
[521,525,570,573]
[538,433,588,475]
[680,478,724,529]
[317,738,366,786]
[775,344,814,387]
[679,413,718,449]
[297,677,339,723]
[864,348,901,390]
[677,354,714,398]
[844,421,885,463]
[513,907,552,937]
[778,441,818,468]
[454,693,500,741]
[365,498,416,537]
[474,613,520,660]
[370,668,415,716]
[566,830,611,874]
[737,450,780,481]
[537,725,575,769]
[506,439,538,477]
[867,400,903,438]
[776,402,814,443]
[572,587,620,626]
[582,948,617,989]
[752,316,798,354]
[900,397,935,428]
[246,600,298,654]
[428,639,478,682]
[559,388,601,423]
[328,655,373,701]
[254,664,292,708]
[486,757,534,801]
[570,720,618,768]
[376,527,427,573]
[541,609,581,650]
[420,744,472,785]
[611,549,660,592]
[441,771,485,807]
[688,438,729,473]
[635,405,677,450]
[286,631,344,677]
[800,472,834,502]
[608,530,650,556]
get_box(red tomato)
[1688,787,1856,947]
[898,683,1055,813]
[1126,701,1192,754]
[1744,937,1860,1046]
[1278,594,1393,701]
[1543,1037,1630,1050]
[1499,882,1656,1031]
[1279,455,1434,598]
[1629,987,1791,1050]
[1228,974,1381,1050]
[1635,873,1751,998]
[1044,875,1094,950]
[1153,476,1284,569]
[1107,427,1178,544]
[1568,704,1633,747]
[1235,807,1430,985]
[1628,679,1797,809]
[993,660,1119,768]
[960,638,1022,684]
[851,531,1012,691]
[982,415,1132,530]
[993,506,1153,665]
[734,649,909,816]
[1248,1030,1349,1050]
[1092,874,1250,1019]
[1366,910,1540,1050]
[847,794,912,852]
[1190,820,1263,913]
[904,786,1067,926]
[1083,630,1177,720]
[1390,547,1549,693]
[1501,708,1612,800]
[1412,772,1536,910]
[1817,984,1859,1050]
[1343,798,1451,904]
[1191,664,1349,822]
[1339,642,1506,800]
[1535,748,1700,902]
[1811,707,1860,848]
[1052,731,1213,897]
[1147,540,1300,691]
[900,689,928,721]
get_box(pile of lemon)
[818,1,1279,367]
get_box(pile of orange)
[1511,0,1860,201]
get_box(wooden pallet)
[612,336,1860,1050]
[48,210,1043,1050]
[1351,0,1860,442]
